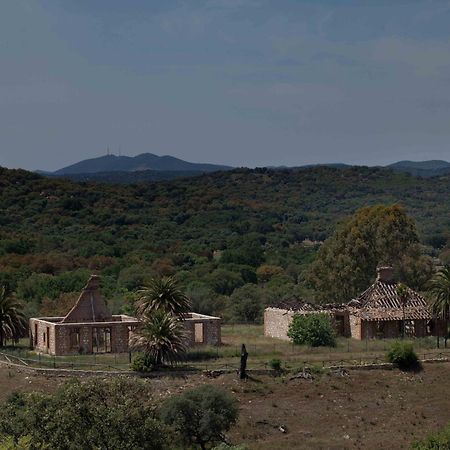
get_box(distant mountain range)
[386,160,450,177]
[290,160,450,178]
[36,154,450,183]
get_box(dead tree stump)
[240,344,248,380]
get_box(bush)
[269,359,282,371]
[386,341,419,370]
[287,313,336,347]
[160,384,238,449]
[130,353,154,372]
[412,424,450,449]
[0,379,170,449]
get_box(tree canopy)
[307,205,430,302]
[0,166,446,320]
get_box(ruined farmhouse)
[265,267,441,341]
[30,275,221,356]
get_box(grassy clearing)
[1,325,448,371]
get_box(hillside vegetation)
[1,165,450,321]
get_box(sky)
[1,0,450,171]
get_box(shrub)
[386,341,419,370]
[130,352,154,372]
[287,313,336,347]
[269,359,282,371]
[0,379,170,449]
[160,384,238,450]
[412,424,450,449]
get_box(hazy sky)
[2,0,450,171]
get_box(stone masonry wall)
[264,308,294,341]
[112,323,131,353]
[31,319,133,356]
[349,315,362,340]
[29,319,56,355]
[183,319,221,346]
[264,308,350,341]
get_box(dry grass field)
[1,361,450,449]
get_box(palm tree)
[130,310,186,366]
[136,277,191,317]
[0,286,27,347]
[429,266,450,348]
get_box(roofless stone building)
[30,275,221,356]
[265,267,440,341]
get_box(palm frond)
[428,266,450,318]
[130,310,187,365]
[0,286,27,346]
[136,277,191,317]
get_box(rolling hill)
[52,153,233,175]
[43,154,450,182]
[387,160,450,177]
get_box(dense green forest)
[1,165,449,323]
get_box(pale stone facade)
[264,307,350,341]
[264,267,436,342]
[264,308,295,342]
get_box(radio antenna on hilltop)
[106,146,110,156]
[118,145,122,157]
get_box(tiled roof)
[350,280,431,321]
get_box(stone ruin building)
[265,266,442,341]
[30,275,221,356]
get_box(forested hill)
[1,165,450,320]
[52,153,233,175]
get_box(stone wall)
[349,317,431,340]
[30,318,135,356]
[29,319,57,355]
[349,315,362,340]
[264,308,294,341]
[264,308,351,341]
[183,318,221,346]
[30,313,220,355]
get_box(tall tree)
[0,286,26,347]
[307,205,428,303]
[428,266,450,347]
[136,277,191,317]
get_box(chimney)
[85,274,101,290]
[377,266,394,283]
